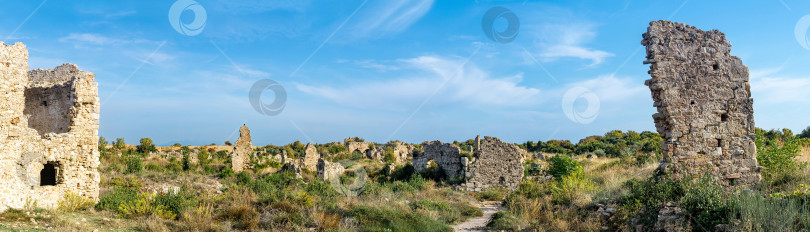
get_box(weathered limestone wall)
[347,142,370,154]
[464,136,525,191]
[0,42,100,210]
[642,21,761,186]
[414,141,464,179]
[317,158,344,182]
[301,143,319,171]
[230,125,252,172]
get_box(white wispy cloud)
[297,55,540,110]
[531,22,613,67]
[346,0,434,39]
[750,67,810,103]
[59,33,157,46]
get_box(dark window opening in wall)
[499,177,505,185]
[713,63,720,70]
[721,113,729,122]
[40,162,60,186]
[717,139,723,147]
[41,101,47,106]
[690,100,695,105]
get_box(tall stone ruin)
[0,42,101,210]
[230,125,252,172]
[301,143,320,171]
[642,21,761,186]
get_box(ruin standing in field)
[642,21,761,186]
[0,42,101,210]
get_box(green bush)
[236,171,253,185]
[96,177,143,214]
[681,178,729,231]
[124,155,143,174]
[620,177,687,228]
[756,128,806,184]
[220,166,235,178]
[152,187,195,217]
[349,205,451,232]
[728,191,804,231]
[136,138,157,154]
[487,211,523,231]
[547,154,582,179]
[182,153,192,171]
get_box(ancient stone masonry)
[316,158,344,182]
[0,42,100,210]
[347,142,371,154]
[415,136,525,191]
[230,125,252,172]
[366,141,414,165]
[642,20,761,186]
[462,136,525,191]
[414,141,465,179]
[301,143,320,171]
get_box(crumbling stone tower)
[0,42,101,210]
[642,21,761,186]
[230,125,252,172]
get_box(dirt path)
[453,201,503,232]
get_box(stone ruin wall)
[0,42,100,210]
[416,136,525,191]
[230,125,252,172]
[347,142,370,154]
[463,136,525,191]
[414,141,465,179]
[301,143,320,171]
[642,20,761,186]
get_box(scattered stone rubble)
[229,125,252,172]
[642,20,761,187]
[0,42,100,210]
[366,141,414,165]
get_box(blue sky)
[2,0,810,146]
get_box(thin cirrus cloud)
[296,55,540,111]
[344,0,434,39]
[750,67,810,104]
[534,23,614,67]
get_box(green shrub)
[549,171,594,205]
[620,177,687,228]
[220,167,234,178]
[349,205,451,232]
[182,153,192,171]
[137,138,157,154]
[236,171,253,185]
[728,191,803,231]
[756,128,806,184]
[681,177,729,231]
[547,154,582,179]
[96,177,143,214]
[153,188,195,217]
[57,192,94,212]
[124,155,143,174]
[487,211,523,231]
